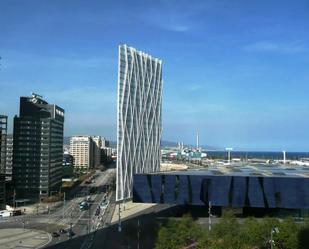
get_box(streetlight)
[118,203,122,232]
[270,227,279,249]
[208,201,212,231]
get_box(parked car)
[67,230,75,237]
[59,229,67,234]
[95,208,100,216]
[52,232,60,238]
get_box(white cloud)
[244,41,307,54]
[141,1,210,32]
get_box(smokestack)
[283,151,286,164]
[197,131,199,150]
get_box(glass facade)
[12,95,64,199]
[133,173,309,209]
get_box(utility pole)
[88,207,91,234]
[63,192,66,219]
[118,203,121,232]
[137,219,140,249]
[22,215,25,230]
[208,201,212,231]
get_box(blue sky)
[1,0,309,151]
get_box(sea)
[204,151,309,160]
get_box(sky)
[1,0,309,151]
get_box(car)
[52,232,60,238]
[79,202,89,211]
[67,230,75,237]
[59,229,67,234]
[95,209,100,216]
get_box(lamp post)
[208,201,212,231]
[63,192,66,219]
[118,203,121,232]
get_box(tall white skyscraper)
[116,45,163,201]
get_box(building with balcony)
[70,136,94,172]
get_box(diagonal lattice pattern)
[116,45,163,201]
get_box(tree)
[155,215,206,249]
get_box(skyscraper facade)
[0,115,7,209]
[13,94,64,199]
[116,45,163,201]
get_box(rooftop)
[152,164,309,178]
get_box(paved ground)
[0,228,51,249]
[111,201,156,224]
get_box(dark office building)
[13,94,64,200]
[62,152,74,178]
[0,115,7,209]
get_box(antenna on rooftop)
[31,92,43,99]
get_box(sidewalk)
[111,201,156,224]
[15,201,63,215]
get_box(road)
[0,168,116,248]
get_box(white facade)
[70,136,93,171]
[116,45,163,201]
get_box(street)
[0,168,116,249]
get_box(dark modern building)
[62,151,74,178]
[0,115,7,209]
[12,94,64,200]
[133,164,309,214]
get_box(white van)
[0,210,12,218]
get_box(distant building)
[62,151,74,178]
[101,146,113,165]
[0,115,7,209]
[116,45,163,200]
[12,94,64,200]
[102,138,109,148]
[70,136,94,172]
[92,136,102,167]
[5,134,13,181]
